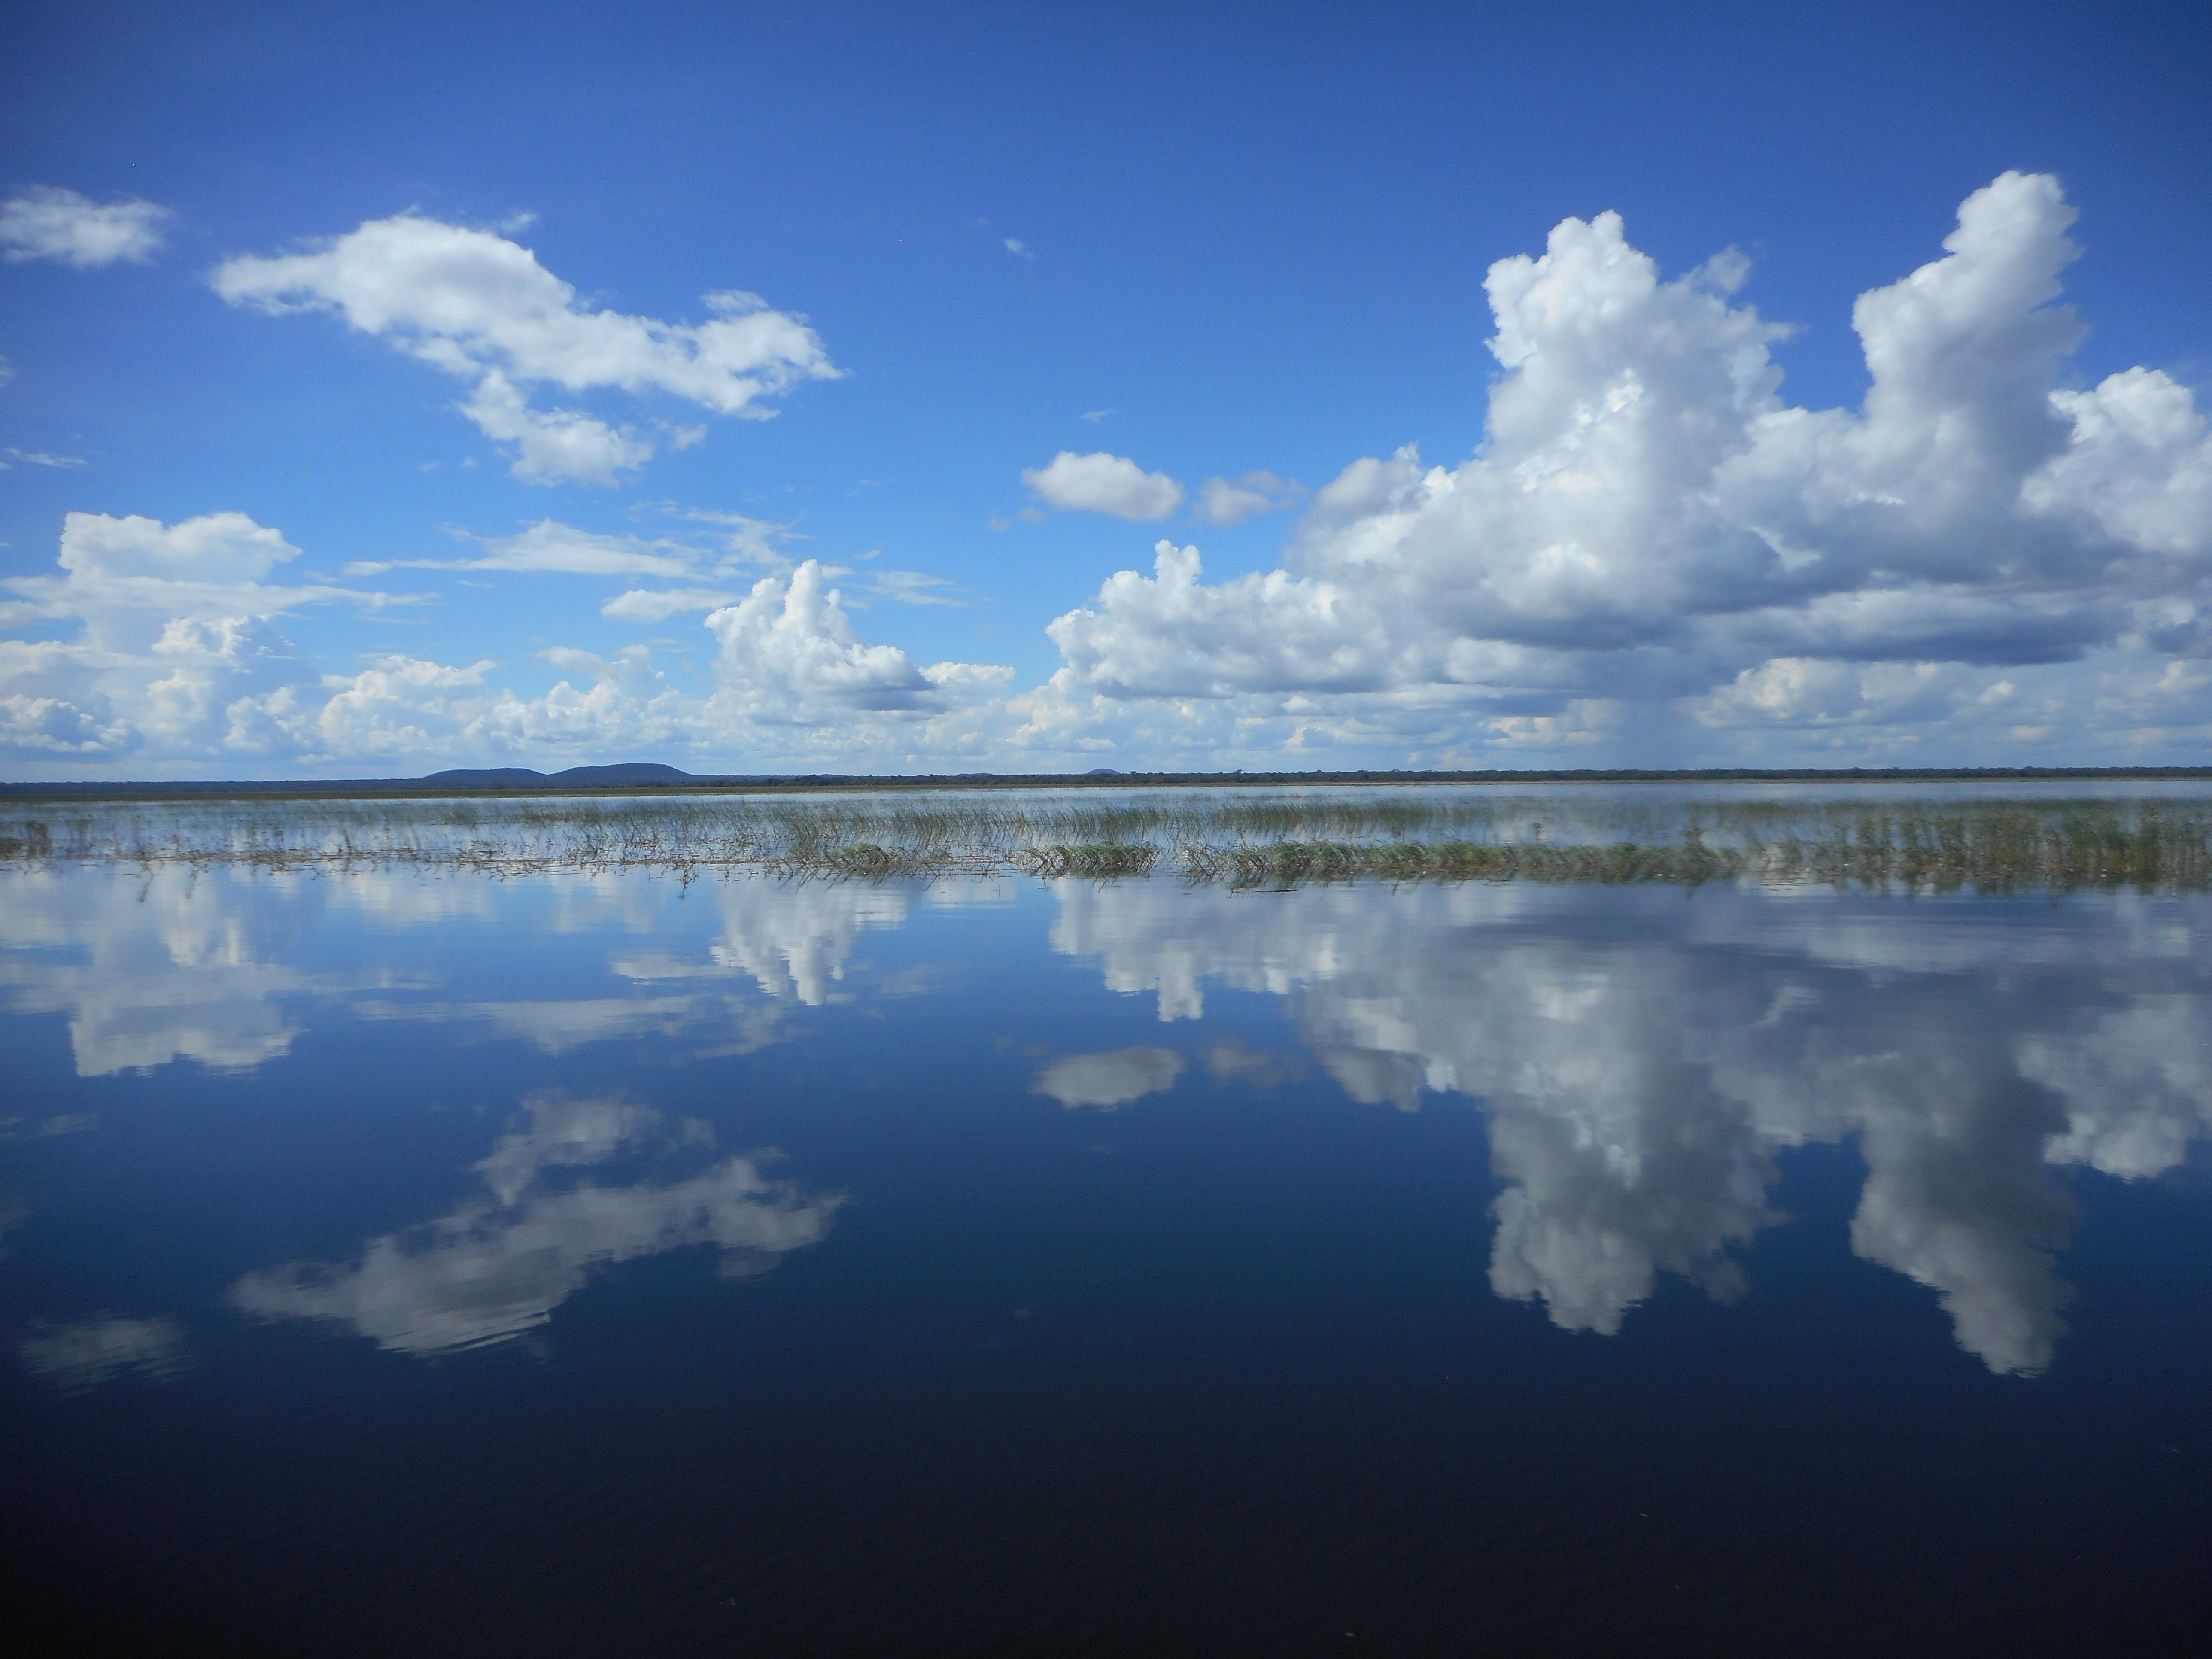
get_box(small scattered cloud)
[2,447,88,471]
[1031,1047,1186,1109]
[1205,1038,1309,1090]
[1196,470,1305,526]
[0,1112,99,1138]
[853,568,966,608]
[345,520,701,579]
[0,186,171,268]
[600,587,737,623]
[1080,408,1115,423]
[653,505,798,570]
[1004,237,1033,259]
[1022,450,1185,521]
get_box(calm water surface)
[4,855,2211,1653]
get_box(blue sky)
[3,0,2209,776]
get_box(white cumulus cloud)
[214,214,841,484]
[12,174,2209,776]
[0,509,1021,774]
[1042,173,2212,761]
[0,186,171,267]
[1022,451,1186,521]
[706,559,950,717]
[0,511,404,765]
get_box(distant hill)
[9,763,2212,800]
[419,767,556,788]
[421,763,696,789]
[552,763,696,785]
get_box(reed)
[3,789,2209,893]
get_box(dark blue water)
[4,865,2211,1654]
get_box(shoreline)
[6,763,2212,805]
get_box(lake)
[4,786,2211,1653]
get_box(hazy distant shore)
[5,762,2211,804]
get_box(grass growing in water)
[3,789,2209,893]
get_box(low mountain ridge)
[420,763,696,788]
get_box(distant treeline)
[5,761,2212,802]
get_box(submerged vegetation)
[3,786,2210,893]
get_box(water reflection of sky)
[4,865,2208,1383]
[234,1092,842,1355]
[1051,877,2212,1374]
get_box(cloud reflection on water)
[1049,880,2212,1376]
[1032,1047,1186,1109]
[0,867,939,1076]
[233,1093,842,1355]
[0,866,318,1074]
[18,1313,189,1393]
[9,863,2209,1377]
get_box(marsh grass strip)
[3,792,2209,893]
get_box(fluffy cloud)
[1046,539,1407,698]
[705,559,980,719]
[0,186,170,267]
[11,174,2209,775]
[0,511,402,765]
[304,559,1005,763]
[1023,451,1186,521]
[214,214,840,483]
[459,370,655,483]
[0,505,1030,772]
[1042,173,2212,761]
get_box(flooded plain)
[4,786,2211,1652]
